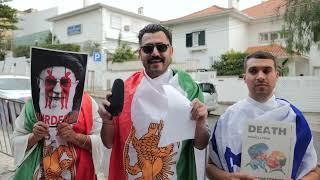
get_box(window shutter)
[186,33,192,47]
[199,31,205,46]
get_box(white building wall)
[228,16,248,51]
[247,18,285,47]
[14,7,58,37]
[101,9,151,52]
[52,9,103,44]
[169,16,229,69]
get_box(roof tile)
[246,44,288,57]
[242,0,286,18]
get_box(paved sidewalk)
[0,152,14,179]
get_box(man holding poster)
[99,24,210,180]
[206,51,319,180]
[12,48,105,180]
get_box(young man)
[12,49,105,180]
[99,24,210,180]
[207,51,319,180]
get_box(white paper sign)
[158,85,196,147]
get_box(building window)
[110,15,121,29]
[186,30,205,47]
[67,24,81,36]
[259,31,287,42]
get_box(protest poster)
[31,47,87,127]
[241,120,295,179]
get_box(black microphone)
[105,79,124,116]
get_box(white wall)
[14,7,58,37]
[215,77,248,103]
[309,44,320,76]
[228,16,248,51]
[101,8,151,52]
[276,76,320,112]
[247,18,285,47]
[102,9,151,44]
[213,76,320,112]
[169,16,229,69]
[53,9,103,44]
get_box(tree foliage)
[212,50,248,76]
[0,0,17,30]
[112,43,137,63]
[82,40,101,56]
[0,0,17,60]
[284,0,320,54]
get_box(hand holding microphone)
[98,79,124,124]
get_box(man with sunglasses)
[99,24,210,180]
[12,48,105,180]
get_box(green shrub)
[112,43,137,63]
[12,44,81,58]
[12,45,30,58]
[39,44,80,52]
[0,51,5,61]
[212,50,248,76]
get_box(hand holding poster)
[31,47,87,127]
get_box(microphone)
[105,79,124,116]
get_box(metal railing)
[0,98,24,156]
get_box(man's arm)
[56,122,92,151]
[206,157,257,180]
[100,118,115,149]
[98,96,115,149]
[191,98,210,149]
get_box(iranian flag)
[108,69,204,180]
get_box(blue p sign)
[93,52,101,62]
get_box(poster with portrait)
[31,47,88,127]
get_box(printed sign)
[241,120,295,179]
[31,47,88,127]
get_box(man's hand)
[191,98,209,149]
[228,172,257,180]
[32,121,49,141]
[56,122,77,143]
[98,91,113,123]
[191,98,208,125]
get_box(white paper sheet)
[158,85,196,147]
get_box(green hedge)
[12,44,81,58]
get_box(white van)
[197,82,218,113]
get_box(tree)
[212,50,248,76]
[0,0,17,60]
[283,0,320,54]
[0,0,17,30]
[112,43,137,63]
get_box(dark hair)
[138,24,172,45]
[244,51,277,71]
[31,48,86,113]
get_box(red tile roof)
[162,0,287,24]
[246,44,289,57]
[242,0,287,18]
[162,5,229,23]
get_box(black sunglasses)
[140,43,170,54]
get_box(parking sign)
[93,52,101,62]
